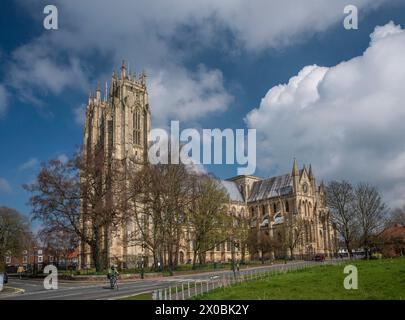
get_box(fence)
[151,258,350,300]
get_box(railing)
[152,258,351,300]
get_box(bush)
[371,252,383,259]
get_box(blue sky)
[1,0,405,220]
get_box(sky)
[1,0,405,222]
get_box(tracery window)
[133,109,141,145]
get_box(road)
[0,260,337,300]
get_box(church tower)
[81,61,151,269]
[83,61,150,164]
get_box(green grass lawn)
[195,258,405,300]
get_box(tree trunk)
[0,254,5,273]
[241,245,246,264]
[364,246,370,259]
[192,249,198,270]
[346,241,353,258]
[103,225,110,269]
[91,245,101,272]
[91,230,103,272]
[167,243,174,276]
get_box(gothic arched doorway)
[179,251,185,264]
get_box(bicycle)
[110,275,119,290]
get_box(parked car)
[313,254,325,262]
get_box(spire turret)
[121,60,126,80]
[88,91,92,105]
[309,164,314,179]
[140,69,146,86]
[96,82,101,103]
[292,158,299,176]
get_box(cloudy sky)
[1,0,405,218]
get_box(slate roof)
[223,169,304,204]
[247,173,296,202]
[220,180,244,202]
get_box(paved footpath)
[0,259,344,300]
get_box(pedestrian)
[17,265,25,279]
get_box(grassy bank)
[195,258,405,300]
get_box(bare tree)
[387,205,405,227]
[40,228,77,270]
[0,207,32,273]
[157,163,194,273]
[126,160,194,274]
[257,229,273,263]
[352,183,387,258]
[125,161,160,269]
[232,213,251,263]
[24,148,128,272]
[326,180,358,257]
[281,215,306,259]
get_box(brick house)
[375,224,405,257]
[5,247,54,273]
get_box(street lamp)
[231,240,239,279]
[33,246,37,276]
[140,242,146,279]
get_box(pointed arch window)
[133,109,141,145]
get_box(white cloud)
[18,158,39,171]
[73,105,86,126]
[17,0,389,52]
[57,154,69,164]
[8,0,391,123]
[0,85,8,116]
[246,21,405,206]
[149,65,233,127]
[6,42,89,104]
[0,178,12,193]
[186,161,208,176]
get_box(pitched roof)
[220,180,244,202]
[68,250,78,259]
[248,173,294,202]
[379,224,405,239]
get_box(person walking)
[17,265,25,280]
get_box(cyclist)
[107,265,119,289]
